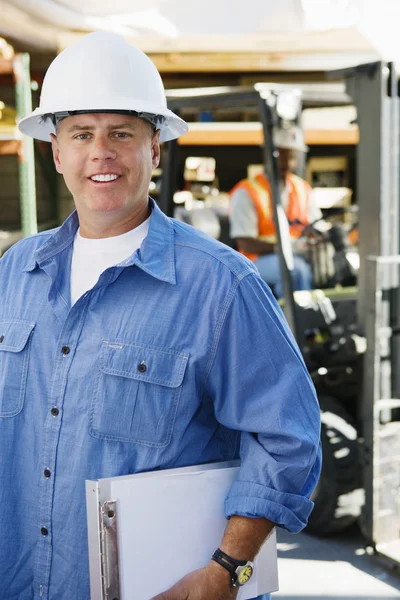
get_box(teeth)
[91,174,119,182]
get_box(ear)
[151,130,161,169]
[50,133,63,174]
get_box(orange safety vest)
[230,172,311,261]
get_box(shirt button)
[51,407,59,416]
[0,335,4,343]
[61,346,70,355]
[41,527,48,536]
[44,469,51,478]
[138,361,147,373]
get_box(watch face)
[237,564,253,585]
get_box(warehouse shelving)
[0,52,37,241]
[178,122,359,146]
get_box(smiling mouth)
[89,174,121,183]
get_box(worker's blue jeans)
[255,253,313,298]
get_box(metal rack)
[0,52,37,245]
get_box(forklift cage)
[161,82,352,338]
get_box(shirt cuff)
[225,480,314,533]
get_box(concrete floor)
[272,526,400,600]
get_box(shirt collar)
[22,199,176,285]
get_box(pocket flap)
[0,319,35,353]
[101,341,189,388]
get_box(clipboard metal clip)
[99,500,121,600]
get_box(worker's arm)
[234,236,275,255]
[151,515,274,599]
[220,514,274,564]
[209,272,321,531]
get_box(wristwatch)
[211,548,254,587]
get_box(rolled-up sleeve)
[205,272,322,533]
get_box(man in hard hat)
[0,32,321,600]
[230,126,322,297]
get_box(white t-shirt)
[229,182,322,239]
[70,217,151,305]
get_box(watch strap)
[211,548,247,584]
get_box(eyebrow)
[67,122,138,133]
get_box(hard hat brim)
[18,104,188,143]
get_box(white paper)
[87,461,279,600]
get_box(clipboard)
[86,460,279,599]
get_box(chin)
[87,198,128,214]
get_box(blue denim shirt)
[0,200,321,600]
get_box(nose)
[90,136,117,161]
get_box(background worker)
[230,126,322,297]
[0,32,321,600]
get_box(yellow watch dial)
[237,564,253,585]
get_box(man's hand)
[151,561,238,600]
[151,515,274,599]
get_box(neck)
[77,202,151,239]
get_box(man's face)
[276,147,297,179]
[50,113,160,230]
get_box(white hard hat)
[18,31,188,143]
[273,125,308,152]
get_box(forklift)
[158,63,400,566]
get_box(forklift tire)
[305,396,362,536]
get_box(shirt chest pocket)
[89,341,189,447]
[0,319,35,417]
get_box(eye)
[113,132,131,139]
[75,133,91,140]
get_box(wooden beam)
[0,139,21,155]
[178,124,359,146]
[151,52,283,73]
[58,28,378,73]
[0,58,13,76]
[305,128,359,145]
[178,126,263,146]
[59,28,373,54]
[149,51,377,73]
